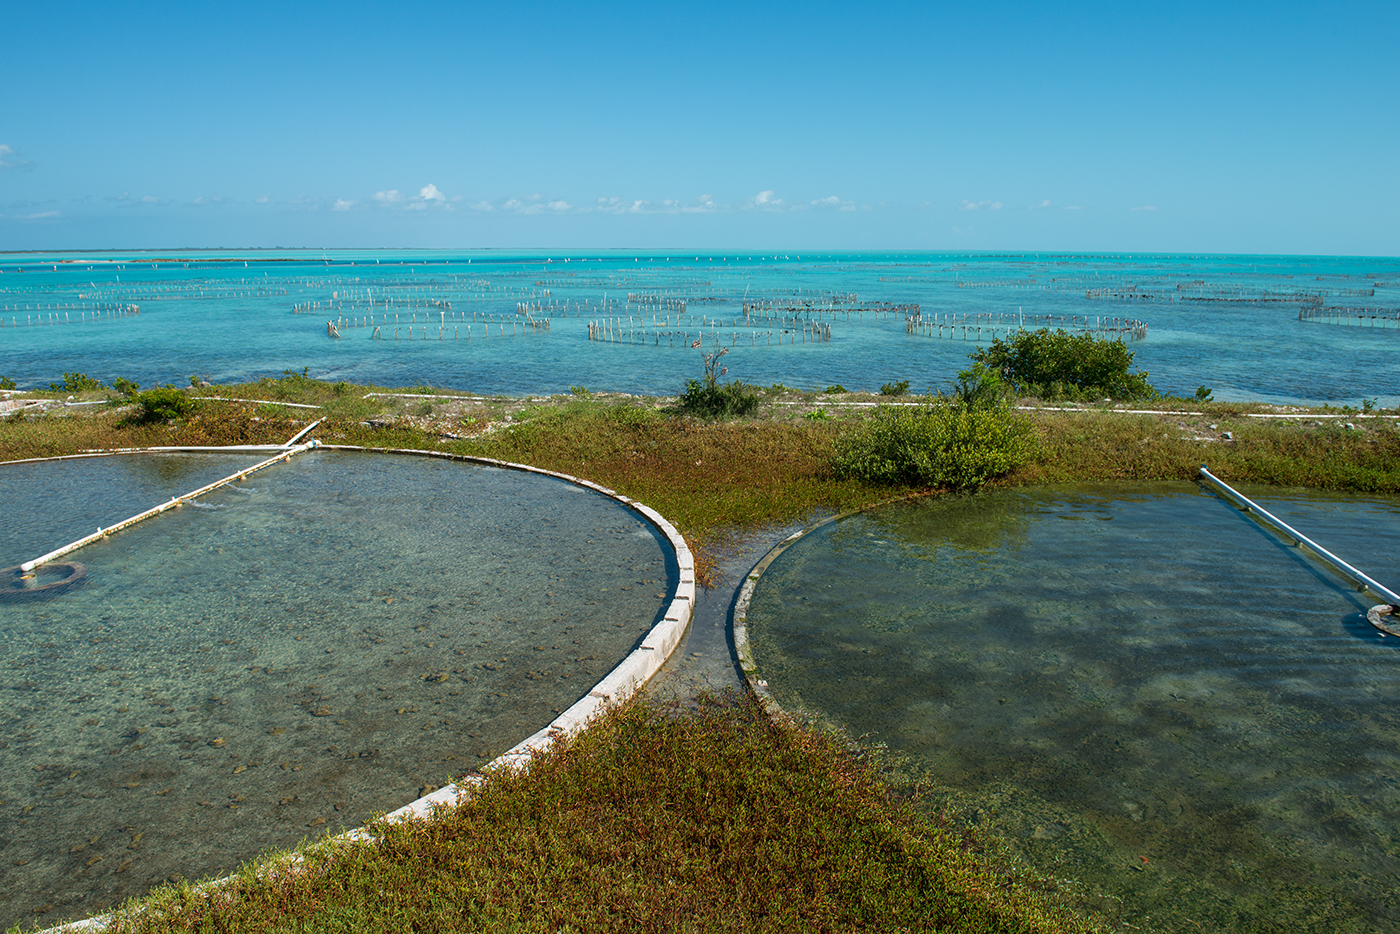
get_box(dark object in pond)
[0,561,86,600]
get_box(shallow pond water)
[0,451,672,928]
[747,483,1400,933]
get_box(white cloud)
[745,190,786,211]
[1131,205,1158,211]
[595,196,658,215]
[332,198,356,212]
[471,200,494,211]
[191,197,206,205]
[419,183,445,202]
[811,195,855,211]
[25,210,60,219]
[546,200,571,211]
[682,194,719,213]
[1031,199,1052,210]
[140,195,162,204]
[374,189,403,203]
[0,144,33,170]
[255,194,270,204]
[959,199,1001,211]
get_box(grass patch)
[95,694,1101,934]
[1009,412,1400,491]
[446,398,892,580]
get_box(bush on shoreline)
[130,387,196,423]
[677,348,760,418]
[834,365,1035,490]
[971,328,1156,402]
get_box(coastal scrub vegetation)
[129,387,196,423]
[971,328,1156,402]
[95,693,1101,934]
[48,372,105,393]
[834,364,1036,490]
[676,347,760,418]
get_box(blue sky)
[2,1,1396,254]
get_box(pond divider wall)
[732,493,929,722]
[24,442,693,934]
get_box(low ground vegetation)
[95,694,1100,934]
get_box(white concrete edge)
[361,392,492,401]
[190,397,324,410]
[40,442,694,932]
[0,447,292,468]
[732,492,931,723]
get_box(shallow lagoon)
[0,451,671,928]
[748,483,1400,932]
[1,249,1398,407]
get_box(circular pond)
[746,482,1400,933]
[0,451,673,928]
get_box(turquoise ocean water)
[1,249,1397,406]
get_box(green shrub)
[680,379,760,418]
[133,387,195,422]
[834,386,1035,490]
[823,384,847,394]
[970,328,1156,402]
[112,376,140,396]
[880,379,911,397]
[952,361,1010,410]
[49,372,104,393]
[0,376,15,390]
[678,349,760,419]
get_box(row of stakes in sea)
[1,304,141,327]
[906,311,1148,342]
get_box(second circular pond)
[747,482,1400,933]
